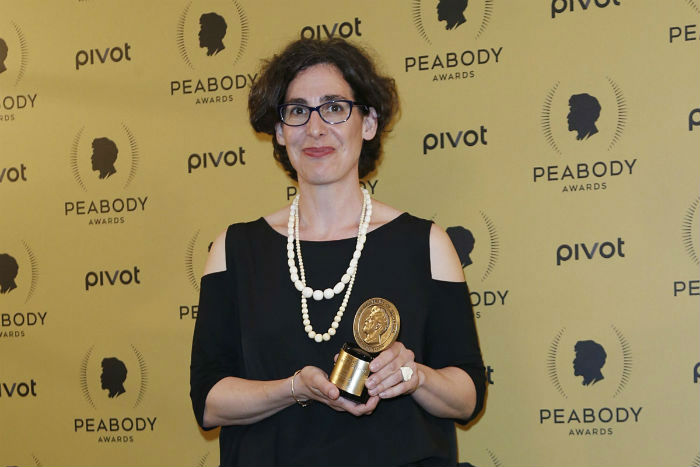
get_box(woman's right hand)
[294,366,379,416]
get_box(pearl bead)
[288,190,372,344]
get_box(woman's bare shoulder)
[368,199,403,230]
[204,207,290,276]
[263,205,291,236]
[202,229,228,275]
[428,223,465,282]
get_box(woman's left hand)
[364,341,420,399]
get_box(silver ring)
[400,366,413,382]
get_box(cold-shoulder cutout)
[202,229,227,276]
[429,223,465,282]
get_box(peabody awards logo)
[0,239,46,340]
[444,210,507,318]
[682,197,699,266]
[4,454,42,467]
[197,452,212,467]
[172,0,256,105]
[541,324,642,437]
[286,178,379,201]
[674,197,699,298]
[407,0,502,84]
[65,123,148,226]
[0,19,38,123]
[536,76,637,194]
[180,229,215,321]
[485,449,503,467]
[668,1,700,49]
[76,344,157,443]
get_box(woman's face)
[275,63,377,187]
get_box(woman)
[190,38,485,466]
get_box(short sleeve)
[424,279,486,424]
[189,270,242,429]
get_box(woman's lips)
[303,146,335,158]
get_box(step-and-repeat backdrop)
[2,1,698,466]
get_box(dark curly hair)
[248,38,399,181]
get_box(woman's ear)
[275,122,286,146]
[362,107,378,140]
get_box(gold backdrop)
[1,1,698,466]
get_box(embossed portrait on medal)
[362,305,390,346]
[354,298,400,354]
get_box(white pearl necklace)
[287,188,372,342]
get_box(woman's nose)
[305,110,327,137]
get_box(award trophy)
[329,297,400,403]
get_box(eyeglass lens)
[280,101,353,125]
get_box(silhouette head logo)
[567,93,601,140]
[446,226,475,268]
[198,12,227,56]
[573,340,606,386]
[100,357,127,398]
[91,137,118,179]
[0,253,19,294]
[437,0,468,30]
[0,38,8,74]
[362,305,390,345]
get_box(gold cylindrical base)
[329,342,373,403]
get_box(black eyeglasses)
[278,100,367,126]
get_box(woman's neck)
[296,182,364,241]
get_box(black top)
[190,213,486,466]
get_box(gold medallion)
[353,297,400,354]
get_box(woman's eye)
[327,103,345,113]
[291,106,308,115]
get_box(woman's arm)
[363,224,482,421]
[203,366,380,427]
[193,231,379,428]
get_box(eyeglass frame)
[277,99,369,127]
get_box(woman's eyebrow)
[283,94,348,105]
